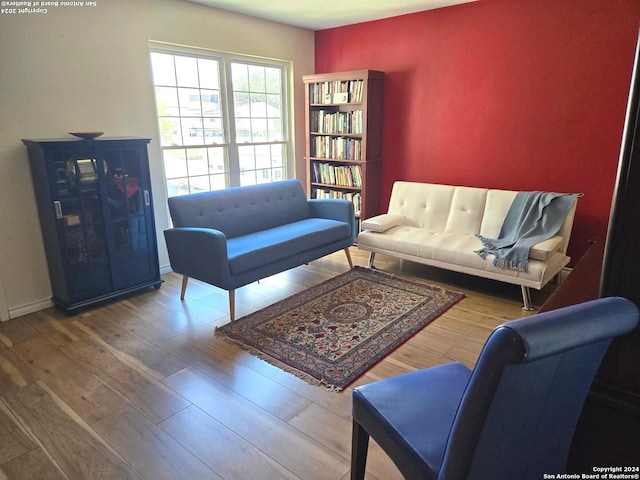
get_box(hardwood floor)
[0,249,552,480]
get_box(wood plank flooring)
[0,249,552,479]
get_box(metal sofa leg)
[367,252,376,268]
[351,420,369,480]
[521,286,535,311]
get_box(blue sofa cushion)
[227,218,351,275]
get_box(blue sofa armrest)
[164,227,232,287]
[308,198,357,241]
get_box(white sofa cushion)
[357,227,568,287]
[479,190,518,238]
[386,182,455,230]
[444,187,488,235]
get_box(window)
[150,47,290,196]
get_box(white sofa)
[357,181,579,310]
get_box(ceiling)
[186,0,477,30]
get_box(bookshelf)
[303,70,384,225]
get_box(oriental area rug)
[215,267,464,390]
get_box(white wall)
[0,278,8,322]
[0,0,315,317]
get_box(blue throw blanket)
[475,191,580,271]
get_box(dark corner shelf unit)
[22,137,162,314]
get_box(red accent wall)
[314,0,640,263]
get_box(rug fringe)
[215,329,342,391]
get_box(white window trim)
[149,40,295,191]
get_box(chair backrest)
[167,179,309,238]
[439,297,639,480]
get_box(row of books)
[313,188,362,215]
[311,162,362,188]
[309,80,364,104]
[312,136,362,160]
[310,110,363,134]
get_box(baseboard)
[160,263,173,275]
[5,266,174,320]
[8,297,54,319]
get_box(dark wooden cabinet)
[22,137,162,313]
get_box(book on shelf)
[310,79,364,104]
[311,136,362,160]
[311,162,362,188]
[311,110,363,134]
[312,188,362,216]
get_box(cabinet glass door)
[100,145,156,290]
[52,149,112,301]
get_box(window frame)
[149,41,294,196]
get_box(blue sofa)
[164,179,356,321]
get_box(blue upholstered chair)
[351,297,639,480]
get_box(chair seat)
[352,362,472,479]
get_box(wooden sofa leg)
[344,248,354,269]
[180,275,189,300]
[229,290,235,321]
